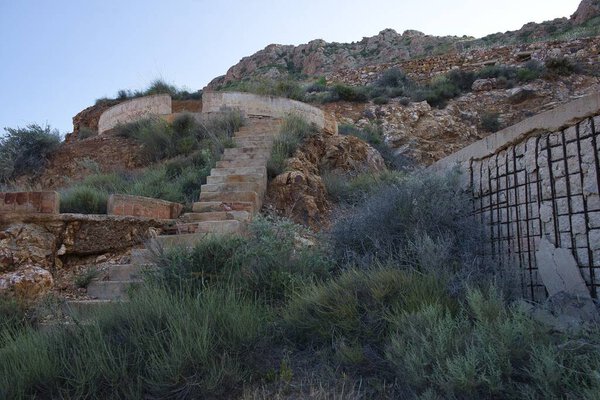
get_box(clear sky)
[0,0,580,135]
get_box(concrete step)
[210,166,267,177]
[130,248,153,265]
[63,299,115,319]
[223,147,271,156]
[234,139,274,146]
[153,222,242,248]
[192,201,256,213]
[180,211,252,223]
[87,280,141,300]
[201,182,265,196]
[206,174,266,186]
[216,159,267,169]
[221,152,269,161]
[100,264,149,281]
[199,190,260,206]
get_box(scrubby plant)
[60,185,109,214]
[268,115,318,178]
[77,126,97,140]
[322,169,404,205]
[544,57,579,77]
[0,287,268,399]
[0,124,61,183]
[330,84,369,102]
[330,170,487,282]
[338,123,408,169]
[480,112,501,132]
[74,268,99,288]
[152,216,332,304]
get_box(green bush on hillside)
[0,124,61,183]
[267,114,318,178]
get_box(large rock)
[0,224,57,273]
[536,238,591,298]
[266,134,385,229]
[528,291,600,333]
[0,265,54,300]
[571,0,600,25]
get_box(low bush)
[74,268,100,289]
[338,123,408,169]
[323,170,404,205]
[60,185,109,214]
[330,84,369,103]
[544,57,579,77]
[384,288,600,398]
[268,115,318,177]
[77,126,96,140]
[98,79,202,104]
[152,216,333,304]
[330,170,487,283]
[0,287,268,399]
[481,112,501,132]
[0,124,61,183]
[222,78,306,101]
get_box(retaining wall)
[202,91,338,134]
[107,194,183,220]
[433,92,600,300]
[98,94,172,133]
[0,191,60,214]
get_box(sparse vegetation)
[0,124,61,183]
[96,78,202,104]
[60,110,244,213]
[267,115,318,178]
[481,112,501,132]
[74,268,100,288]
[3,171,600,398]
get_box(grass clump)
[481,112,501,132]
[330,170,485,277]
[153,216,333,304]
[98,78,202,104]
[60,185,109,214]
[0,287,267,399]
[323,169,404,205]
[74,268,100,289]
[0,124,61,183]
[267,115,318,178]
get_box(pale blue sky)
[0,0,580,135]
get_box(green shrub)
[384,287,600,398]
[375,67,410,88]
[0,297,27,337]
[60,185,108,214]
[481,112,501,132]
[544,57,578,77]
[74,268,99,288]
[338,123,408,169]
[153,216,332,304]
[331,84,369,102]
[268,115,318,178]
[77,126,96,140]
[107,79,202,102]
[323,170,404,205]
[0,287,268,399]
[0,124,61,183]
[330,170,487,280]
[517,60,544,81]
[372,96,389,105]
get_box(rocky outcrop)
[265,134,385,229]
[0,214,169,300]
[572,0,600,25]
[209,29,465,88]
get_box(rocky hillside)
[209,0,599,88]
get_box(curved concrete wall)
[202,91,337,134]
[98,94,172,133]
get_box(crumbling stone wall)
[433,92,600,300]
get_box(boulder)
[0,265,54,300]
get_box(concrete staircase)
[64,117,281,316]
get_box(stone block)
[107,194,183,219]
[535,238,591,298]
[0,191,59,214]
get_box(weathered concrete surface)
[107,194,183,219]
[98,94,172,133]
[202,91,338,134]
[536,238,591,299]
[0,191,59,214]
[431,92,600,172]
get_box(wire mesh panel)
[469,116,600,301]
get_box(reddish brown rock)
[0,265,54,300]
